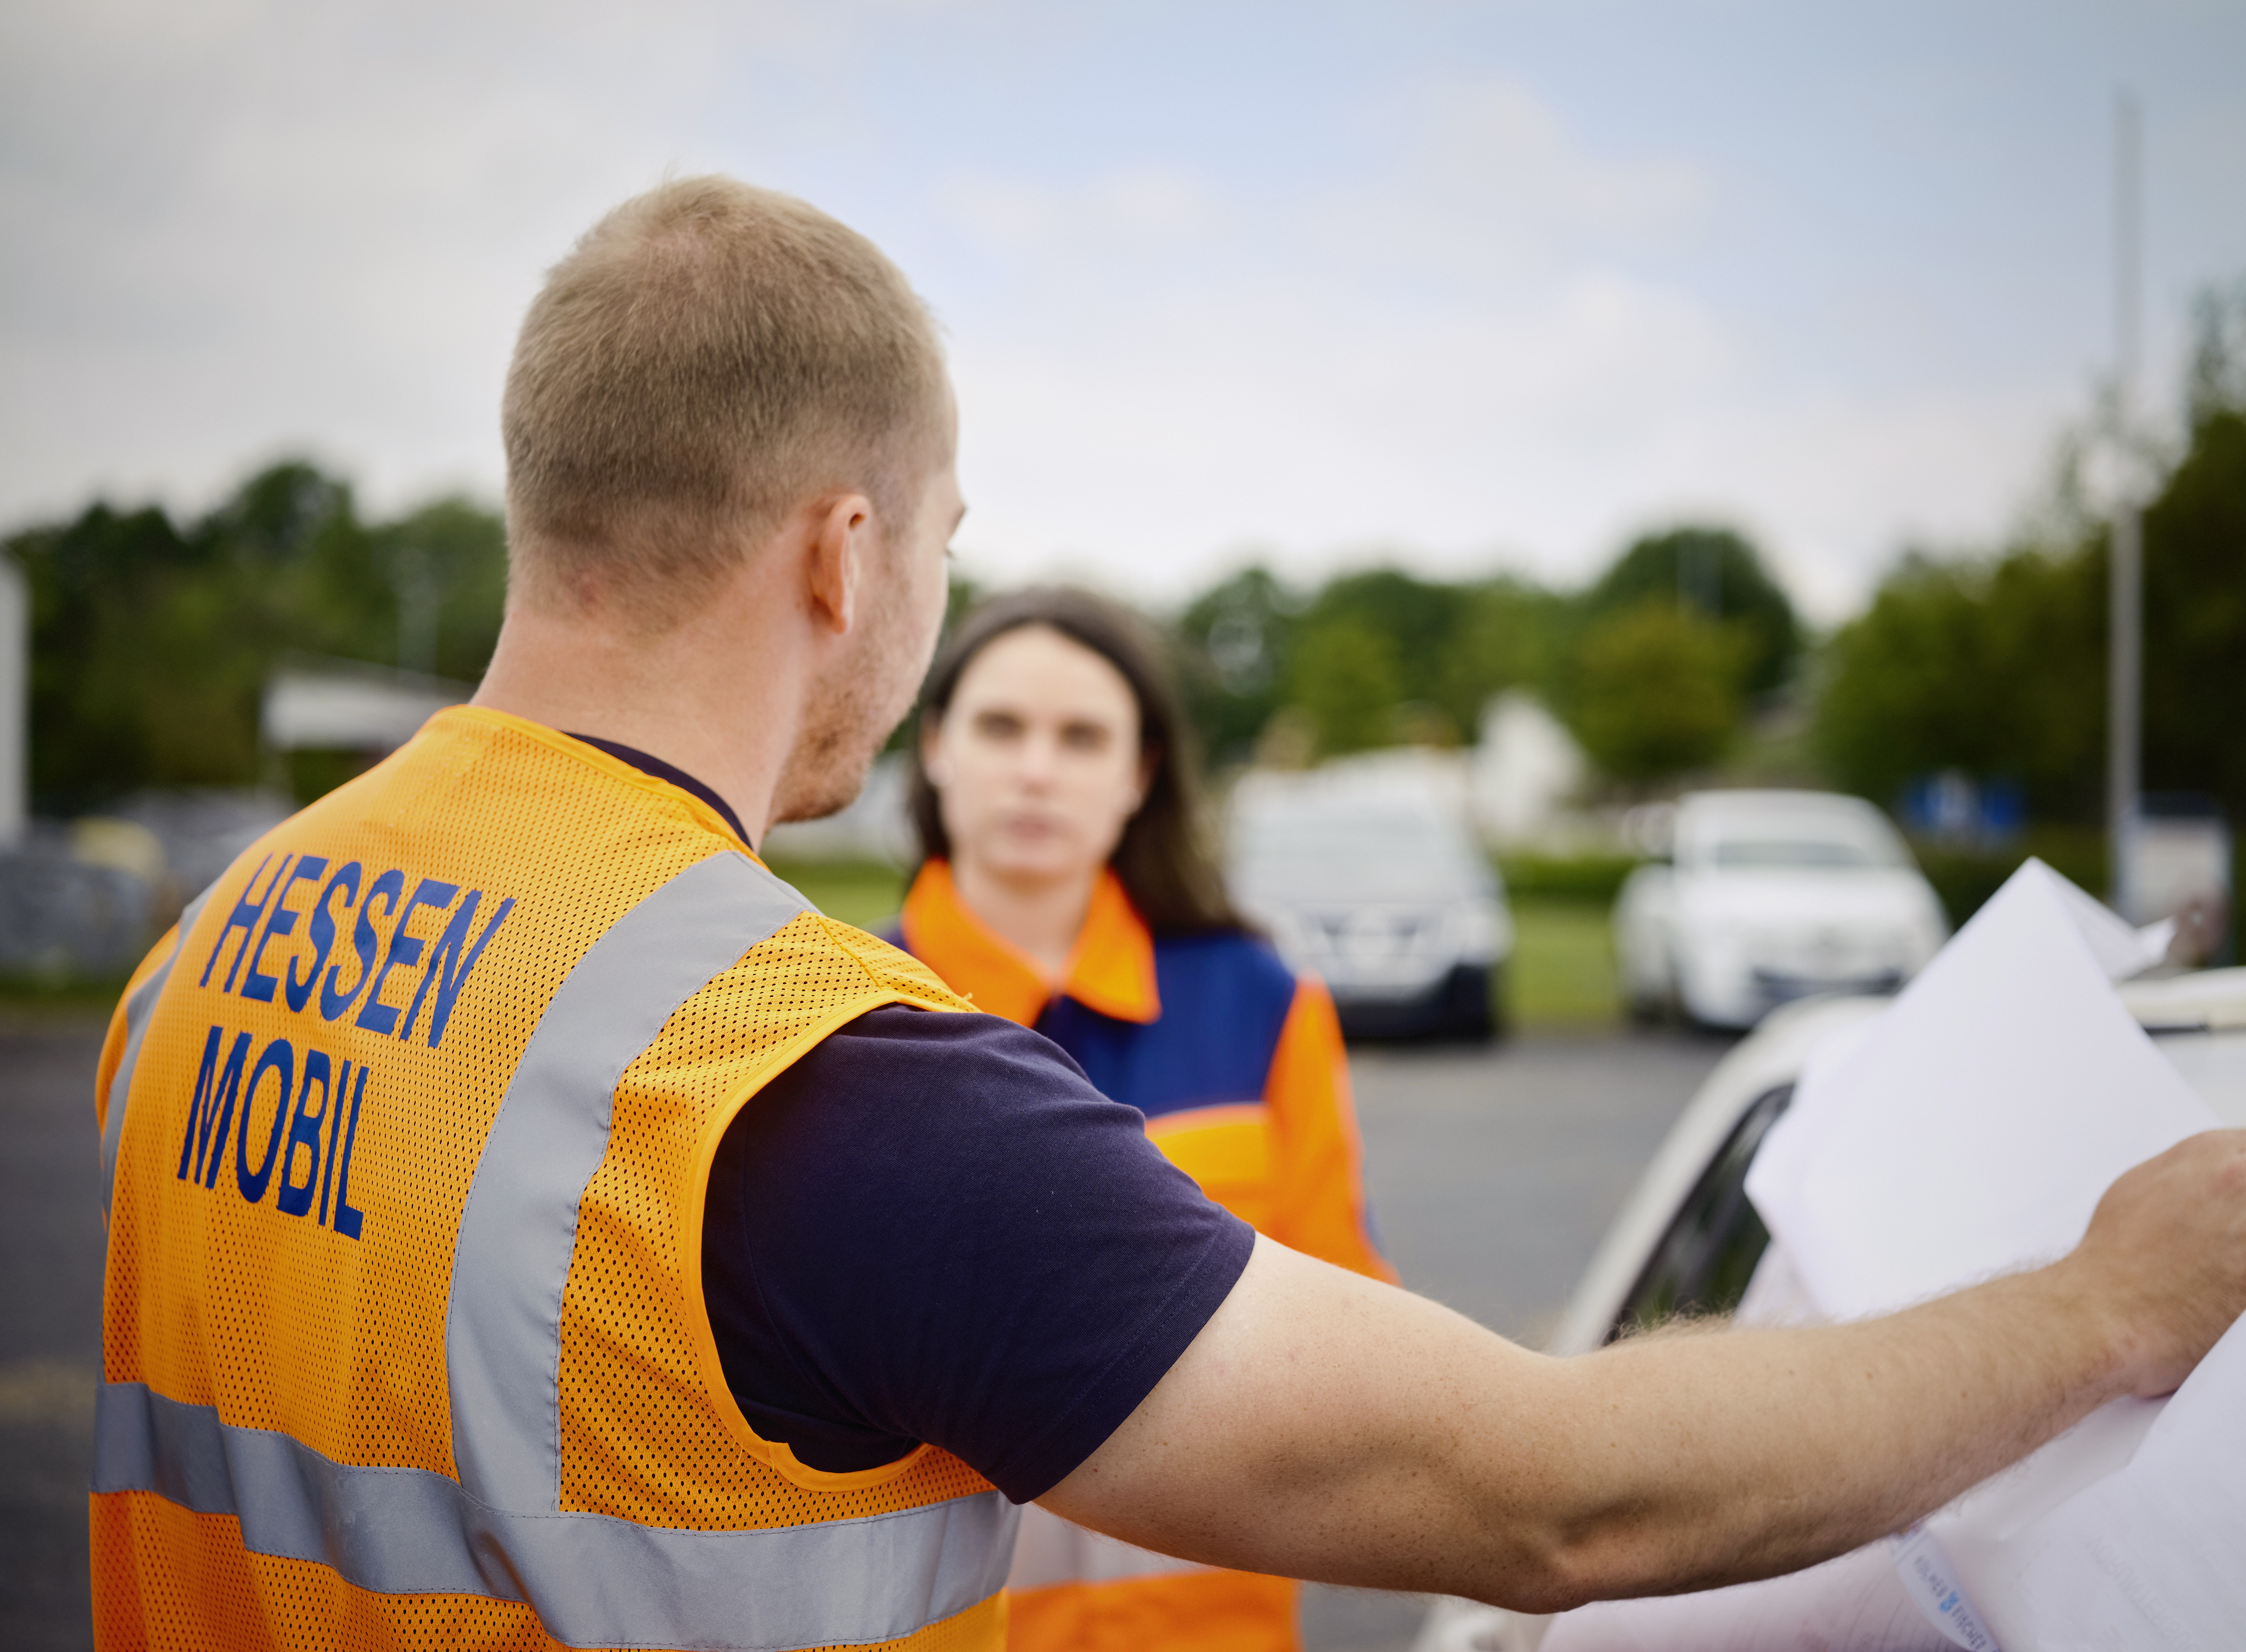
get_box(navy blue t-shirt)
[579,739,1253,1504]
[702,1007,1252,1504]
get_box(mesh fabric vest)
[92,707,1015,1652]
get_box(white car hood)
[1676,868,1935,930]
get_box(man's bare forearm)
[1049,1239,2123,1610]
[1047,1132,2246,1611]
[1506,1261,2125,1606]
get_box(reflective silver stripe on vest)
[92,1381,1018,1647]
[99,889,211,1219]
[445,850,810,1513]
[1006,1503,1205,1592]
[96,850,1019,1649]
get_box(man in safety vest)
[93,175,2246,1652]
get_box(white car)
[1226,769,1511,1039]
[1412,967,2246,1652]
[1614,790,1949,1030]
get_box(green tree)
[1584,526,1800,696]
[365,498,510,682]
[1430,577,1571,735]
[1175,565,1302,766]
[1569,604,1749,785]
[7,460,510,813]
[1283,615,1404,756]
[1815,281,2246,824]
[1813,547,2106,817]
[2142,404,2246,820]
[1175,562,1576,765]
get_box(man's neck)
[471,583,807,846]
[950,856,1099,982]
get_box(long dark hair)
[907,586,1242,934]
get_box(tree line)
[8,283,2241,831]
[1817,289,2246,829]
[11,465,505,814]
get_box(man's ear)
[805,492,875,636]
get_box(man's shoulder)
[794,998,1093,1094]
[784,909,972,1015]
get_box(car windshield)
[1232,808,1482,903]
[1708,836,1899,870]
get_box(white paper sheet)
[1538,862,2241,1650]
[1949,1313,2246,1650]
[1536,1542,1955,1652]
[1745,859,2215,1324]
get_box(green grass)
[1504,899,1620,1030]
[2,863,1625,1037]
[768,861,1623,1033]
[0,972,134,1013]
[764,859,909,932]
[1498,851,1642,905]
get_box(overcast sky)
[5,0,2242,619]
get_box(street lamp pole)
[2108,89,2143,917]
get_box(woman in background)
[893,586,1393,1652]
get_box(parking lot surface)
[1301,1029,1727,1650]
[0,1017,1724,1652]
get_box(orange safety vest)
[897,863,1395,1652]
[92,708,1017,1652]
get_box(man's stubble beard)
[769,672,887,824]
[768,581,927,826]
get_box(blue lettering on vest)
[332,868,404,1025]
[222,854,295,994]
[184,1028,254,1188]
[169,1033,368,1234]
[241,856,326,1005]
[399,891,513,1048]
[320,1062,351,1227]
[315,863,371,1020]
[275,1048,331,1218]
[332,1062,372,1239]
[299,862,359,1015]
[234,1039,293,1204]
[177,1026,234,1182]
[356,877,458,1036]
[196,854,276,990]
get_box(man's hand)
[1042,1130,2246,1614]
[2061,1128,2246,1398]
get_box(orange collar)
[900,861,1160,1028]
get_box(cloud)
[947,259,1746,581]
[1317,73,1714,283]
[938,168,1221,255]
[0,0,851,518]
[0,3,2160,628]
[920,75,2065,618]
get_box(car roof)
[2117,966,2246,1031]
[1677,789,1889,824]
[1550,971,2246,1358]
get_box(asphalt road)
[0,1016,1726,1652]
[1299,1029,1730,1651]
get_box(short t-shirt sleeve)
[701,1004,1255,1504]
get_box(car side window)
[1608,1082,1794,1341]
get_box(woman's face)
[924,624,1149,888]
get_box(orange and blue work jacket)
[91,709,1017,1652]
[896,861,1394,1652]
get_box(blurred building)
[262,656,470,764]
[1,552,24,848]
[1468,691,1587,847]
[2124,794,2232,964]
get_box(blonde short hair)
[502,176,945,622]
